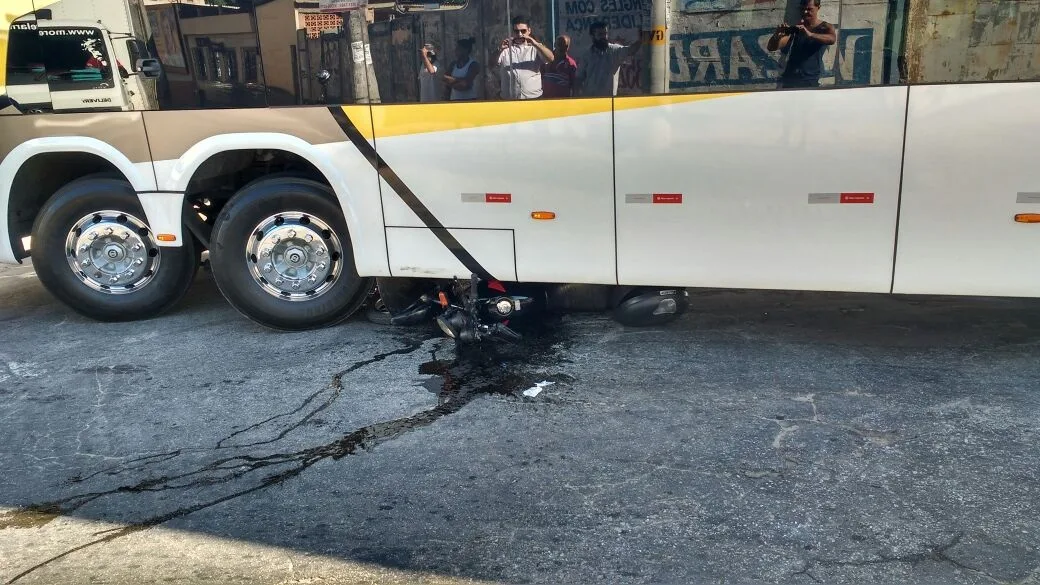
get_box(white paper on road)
[522,381,554,398]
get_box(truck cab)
[5,11,159,113]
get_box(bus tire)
[209,177,371,331]
[30,178,197,322]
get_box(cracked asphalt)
[1,261,1040,585]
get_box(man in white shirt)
[492,14,555,100]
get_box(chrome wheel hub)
[247,212,342,300]
[65,211,159,294]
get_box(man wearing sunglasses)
[492,14,555,100]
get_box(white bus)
[2,0,1038,340]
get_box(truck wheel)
[30,178,197,322]
[209,177,371,331]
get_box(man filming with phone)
[493,14,554,100]
[767,0,837,89]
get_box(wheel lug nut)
[305,234,313,243]
[126,269,135,277]
[79,244,89,252]
[263,263,273,273]
[105,227,114,235]
[317,262,326,270]
[316,248,325,256]
[81,258,92,266]
[308,275,317,283]
[109,275,119,283]
[121,232,130,240]
[261,248,271,257]
[89,233,98,241]
[135,258,144,265]
[287,230,296,238]
[291,281,300,290]
[132,243,142,251]
[275,278,284,285]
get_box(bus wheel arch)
[176,145,362,253]
[7,152,129,260]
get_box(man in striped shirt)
[541,35,577,99]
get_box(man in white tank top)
[445,37,480,101]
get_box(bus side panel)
[894,82,1040,298]
[371,101,617,284]
[613,86,907,293]
[385,227,517,281]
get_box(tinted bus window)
[905,0,1040,83]
[365,1,569,104]
[259,7,379,106]
[658,0,905,96]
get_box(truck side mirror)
[136,58,162,79]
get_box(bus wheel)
[209,177,371,331]
[30,178,197,322]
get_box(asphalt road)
[1,261,1039,585]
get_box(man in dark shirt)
[541,35,578,99]
[767,0,837,89]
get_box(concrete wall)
[905,0,1040,83]
[256,0,303,101]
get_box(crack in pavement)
[792,532,1039,584]
[751,393,919,479]
[216,337,430,449]
[4,327,571,584]
[66,338,430,486]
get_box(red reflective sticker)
[652,193,683,204]
[485,193,512,203]
[840,192,874,204]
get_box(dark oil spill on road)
[3,322,576,584]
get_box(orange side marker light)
[1014,214,1040,224]
[156,234,177,242]
[438,291,449,308]
[531,211,556,220]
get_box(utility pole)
[649,0,669,94]
[346,8,380,103]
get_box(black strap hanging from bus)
[328,106,494,281]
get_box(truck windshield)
[10,27,116,92]
[5,24,45,87]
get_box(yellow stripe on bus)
[366,98,612,139]
[612,92,743,111]
[358,92,736,139]
[341,105,375,141]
